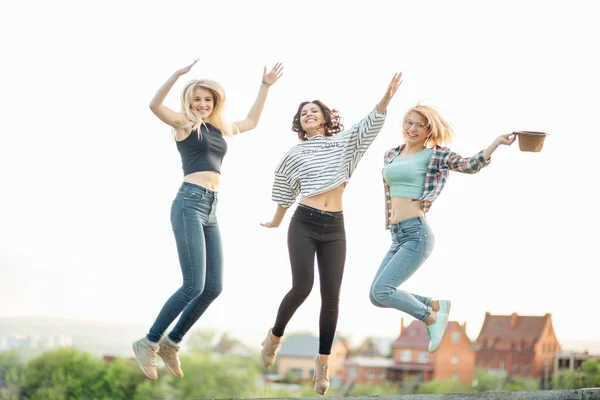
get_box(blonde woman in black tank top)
[132,59,283,380]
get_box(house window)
[368,368,375,379]
[401,350,411,362]
[349,367,357,380]
[452,372,458,381]
[451,354,459,365]
[418,352,429,363]
[451,332,460,343]
[512,362,519,373]
[524,363,530,375]
[379,369,386,379]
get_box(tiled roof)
[392,320,429,349]
[278,333,343,358]
[393,320,466,349]
[475,312,550,344]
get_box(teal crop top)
[383,148,433,199]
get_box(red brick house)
[474,312,561,379]
[388,318,475,387]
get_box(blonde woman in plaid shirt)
[369,103,516,352]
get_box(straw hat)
[515,131,548,152]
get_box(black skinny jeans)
[272,204,346,355]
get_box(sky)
[1,0,599,349]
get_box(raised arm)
[345,72,403,152]
[233,63,284,134]
[377,72,403,114]
[149,59,198,128]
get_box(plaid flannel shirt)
[383,144,490,229]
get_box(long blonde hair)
[403,103,454,147]
[175,79,238,138]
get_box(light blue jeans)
[369,216,435,322]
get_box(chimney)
[400,317,405,336]
[463,321,467,331]
[510,312,518,328]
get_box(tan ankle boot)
[260,329,280,368]
[132,337,159,380]
[158,336,184,378]
[313,355,330,395]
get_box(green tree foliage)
[21,348,106,400]
[0,350,25,400]
[168,351,260,399]
[553,359,600,389]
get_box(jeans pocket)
[183,190,207,201]
[422,231,435,258]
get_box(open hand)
[260,221,280,228]
[384,72,403,101]
[175,59,198,76]
[262,62,284,86]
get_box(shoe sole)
[132,342,158,380]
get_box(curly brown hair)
[292,100,344,141]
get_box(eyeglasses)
[404,120,427,130]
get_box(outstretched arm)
[233,63,284,134]
[483,133,517,160]
[149,59,198,128]
[446,133,516,173]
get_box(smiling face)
[190,87,214,119]
[402,110,430,147]
[299,102,326,137]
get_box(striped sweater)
[272,106,386,208]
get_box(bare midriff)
[389,197,425,224]
[300,184,346,212]
[183,171,221,192]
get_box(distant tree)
[0,350,24,400]
[93,358,158,400]
[473,370,504,392]
[552,369,583,389]
[21,348,106,400]
[553,360,600,390]
[580,359,600,387]
[169,351,260,399]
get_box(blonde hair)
[175,79,238,138]
[403,103,454,147]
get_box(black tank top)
[176,123,228,176]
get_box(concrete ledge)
[264,388,600,400]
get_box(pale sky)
[1,0,598,347]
